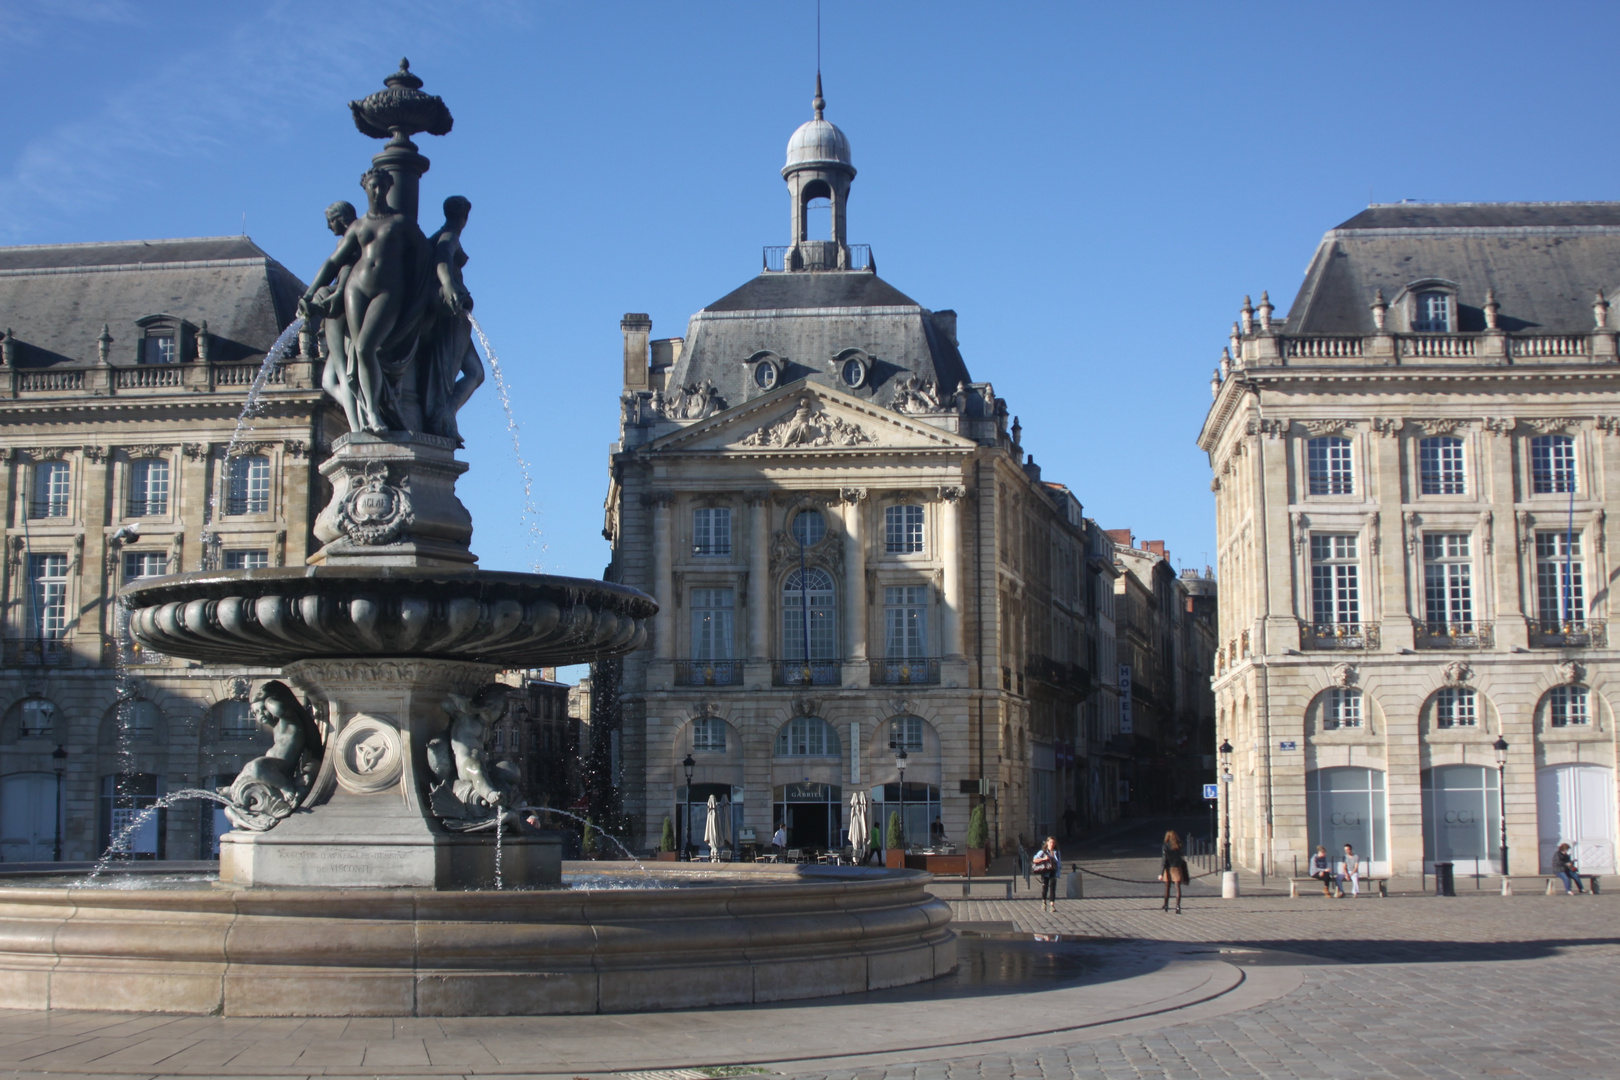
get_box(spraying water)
[200,317,305,570]
[492,811,505,890]
[517,805,652,876]
[84,788,232,883]
[467,315,543,572]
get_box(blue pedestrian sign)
[1202,783,1219,800]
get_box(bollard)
[1593,876,1602,895]
[1434,861,1455,897]
[1065,867,1083,899]
[1502,877,1512,897]
[1222,870,1239,898]
[1547,878,1558,896]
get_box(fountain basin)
[122,567,655,668]
[0,863,953,1016]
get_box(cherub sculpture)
[221,681,323,831]
[427,683,521,827]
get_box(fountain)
[0,61,952,1017]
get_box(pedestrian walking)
[771,823,787,857]
[1032,836,1061,912]
[1555,843,1585,894]
[1160,830,1188,914]
[1307,845,1334,897]
[1338,843,1361,898]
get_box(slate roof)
[1285,202,1620,336]
[666,270,974,411]
[0,236,305,367]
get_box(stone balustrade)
[0,359,315,399]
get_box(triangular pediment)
[650,380,976,453]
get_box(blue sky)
[4,1,1618,593]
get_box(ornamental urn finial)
[349,57,454,147]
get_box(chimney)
[932,309,958,347]
[621,313,652,392]
[1144,540,1167,558]
[1104,528,1133,547]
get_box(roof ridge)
[0,235,262,252]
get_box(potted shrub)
[657,816,678,861]
[966,805,989,874]
[884,811,906,869]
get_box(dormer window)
[134,314,192,364]
[834,348,868,389]
[1413,291,1452,333]
[141,335,176,364]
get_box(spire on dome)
[814,71,825,120]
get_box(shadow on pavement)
[1201,936,1620,965]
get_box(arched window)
[887,715,925,752]
[1322,688,1362,730]
[692,716,727,752]
[16,698,55,739]
[215,699,257,740]
[782,567,837,660]
[1434,687,1477,729]
[109,700,162,742]
[776,716,839,757]
[1547,685,1590,727]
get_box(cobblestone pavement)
[785,852,1620,1080]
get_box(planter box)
[655,852,678,862]
[884,849,906,869]
[967,848,987,875]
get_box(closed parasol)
[703,794,729,859]
[849,790,871,865]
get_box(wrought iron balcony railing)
[1415,620,1494,650]
[673,659,744,686]
[870,658,941,685]
[2,638,69,666]
[1301,621,1381,650]
[762,243,873,273]
[1529,620,1607,648]
[772,659,843,686]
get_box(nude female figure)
[301,201,365,432]
[423,195,485,442]
[301,168,412,434]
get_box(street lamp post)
[1493,735,1510,875]
[51,745,66,862]
[1218,738,1233,873]
[895,746,908,856]
[682,752,696,862]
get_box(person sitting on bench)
[1308,846,1334,897]
[1337,843,1361,898]
[1555,843,1585,895]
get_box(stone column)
[842,489,867,670]
[748,492,770,662]
[651,492,675,660]
[940,486,966,658]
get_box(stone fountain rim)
[119,566,657,615]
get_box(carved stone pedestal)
[310,432,475,568]
[219,658,559,889]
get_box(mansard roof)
[1286,202,1620,336]
[665,270,973,411]
[0,236,305,367]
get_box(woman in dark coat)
[1160,830,1188,914]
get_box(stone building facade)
[601,87,1123,855]
[0,237,328,861]
[1202,203,1620,879]
[1106,536,1218,818]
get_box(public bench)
[1288,875,1388,898]
[1501,874,1601,895]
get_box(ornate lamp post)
[1218,738,1233,873]
[1493,735,1510,875]
[682,752,696,861]
[895,746,908,855]
[51,745,67,862]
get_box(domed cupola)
[781,74,859,272]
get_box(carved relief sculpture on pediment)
[1302,419,1355,438]
[1524,417,1577,435]
[1416,419,1464,437]
[664,379,726,421]
[121,445,174,460]
[738,397,874,449]
[891,374,950,415]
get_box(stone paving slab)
[1,857,1617,1080]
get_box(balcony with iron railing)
[673,659,744,687]
[1529,620,1607,648]
[1415,620,1494,650]
[762,243,873,273]
[2,638,70,666]
[772,659,842,686]
[1301,621,1381,650]
[870,658,941,685]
